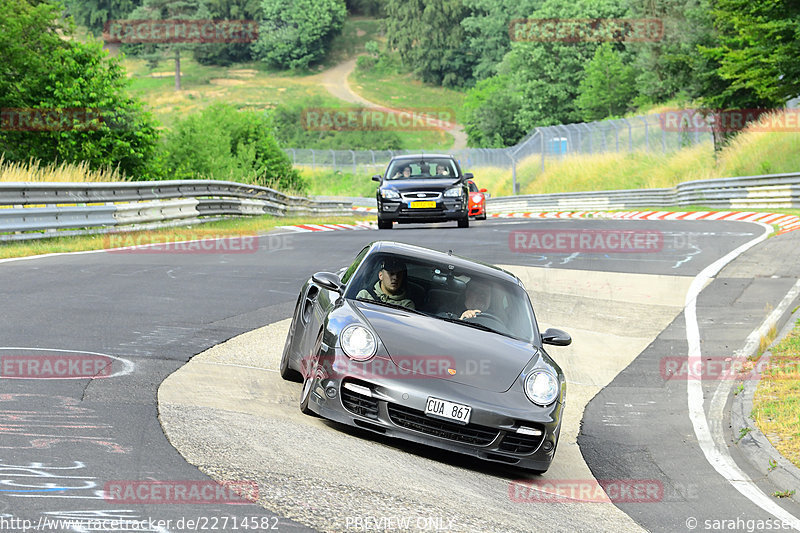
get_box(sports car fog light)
[341,325,377,361]
[325,386,337,399]
[524,369,559,406]
[542,441,554,452]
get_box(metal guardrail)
[487,172,800,213]
[0,180,353,241]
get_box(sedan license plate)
[425,397,472,424]
[409,200,436,209]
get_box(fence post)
[621,118,632,151]
[610,121,619,151]
[312,149,316,171]
[350,150,356,175]
[540,128,545,172]
[331,150,336,171]
[639,116,649,150]
[582,123,592,154]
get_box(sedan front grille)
[387,404,498,446]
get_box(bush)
[270,99,403,150]
[162,104,306,192]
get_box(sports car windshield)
[385,159,459,180]
[346,253,539,343]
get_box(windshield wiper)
[435,314,506,336]
[355,297,429,316]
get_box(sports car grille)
[341,385,379,419]
[387,404,498,446]
[498,432,544,454]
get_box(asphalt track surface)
[1,217,799,532]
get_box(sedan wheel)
[377,219,393,230]
[457,215,469,228]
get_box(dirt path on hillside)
[315,58,468,150]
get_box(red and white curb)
[490,210,800,234]
[278,220,376,232]
[279,210,800,235]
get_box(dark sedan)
[373,154,471,229]
[279,241,572,473]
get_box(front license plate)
[409,200,436,208]
[425,397,472,424]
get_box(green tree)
[705,0,800,106]
[462,75,524,147]
[193,0,261,65]
[126,0,211,90]
[0,0,160,178]
[576,43,638,121]
[253,0,347,70]
[162,104,305,191]
[63,0,141,36]
[385,0,475,88]
[460,0,540,82]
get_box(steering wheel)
[464,311,509,333]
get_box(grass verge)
[752,317,800,469]
[0,215,362,259]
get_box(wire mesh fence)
[283,111,718,192]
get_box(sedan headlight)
[340,325,377,361]
[444,187,463,198]
[381,189,400,200]
[524,369,559,406]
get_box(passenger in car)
[356,257,416,309]
[392,166,412,179]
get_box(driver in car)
[357,257,416,309]
[392,166,412,179]
[459,281,492,320]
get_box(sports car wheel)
[279,297,303,382]
[299,372,317,416]
[477,213,487,220]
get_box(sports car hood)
[357,304,538,393]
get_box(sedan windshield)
[346,252,539,343]
[385,159,459,180]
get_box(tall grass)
[463,109,800,197]
[0,157,125,183]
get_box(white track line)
[684,221,800,530]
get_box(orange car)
[467,180,488,220]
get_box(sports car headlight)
[340,325,377,361]
[524,369,559,406]
[444,187,463,198]
[381,189,400,200]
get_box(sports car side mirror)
[312,272,344,294]
[372,175,382,182]
[541,328,571,346]
[479,188,487,193]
